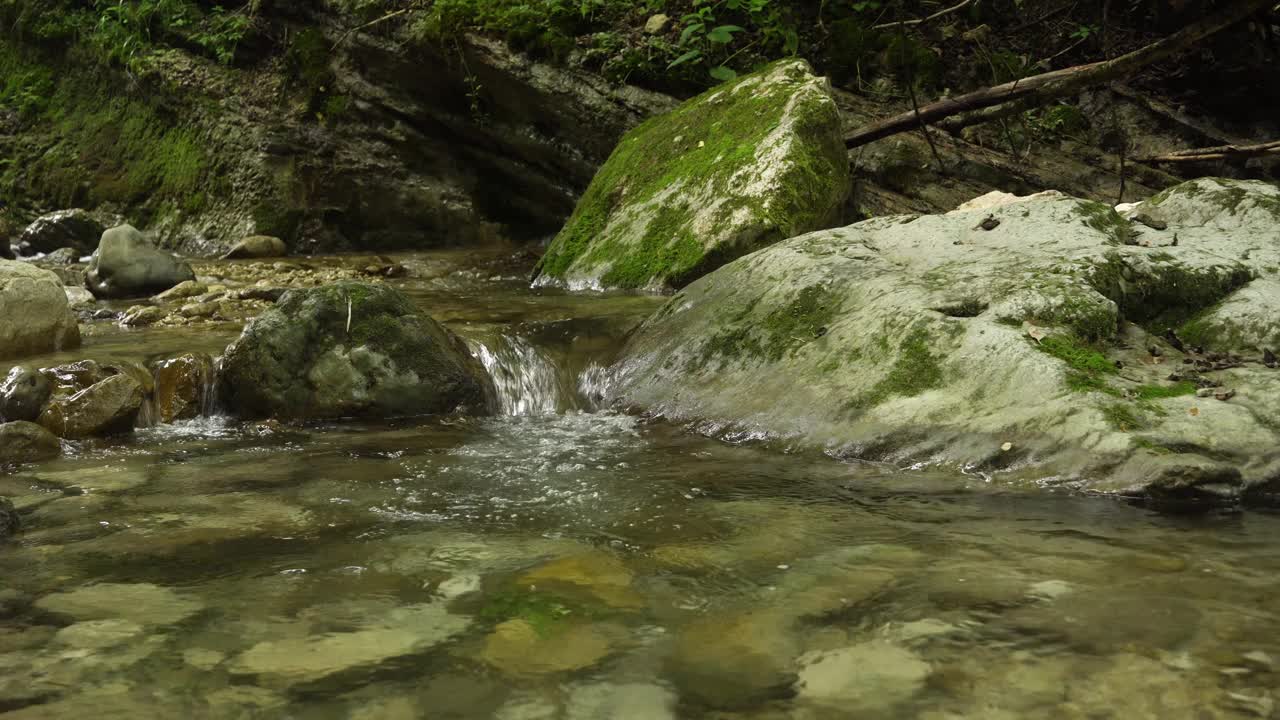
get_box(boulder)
[222,235,287,260]
[38,373,144,438]
[152,352,215,423]
[0,366,53,422]
[0,421,61,466]
[0,260,81,360]
[64,286,96,309]
[608,178,1280,501]
[533,59,849,291]
[219,282,495,420]
[16,209,104,255]
[85,225,196,299]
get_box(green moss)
[1102,403,1146,432]
[1074,200,1135,245]
[690,284,837,368]
[1135,381,1196,401]
[846,325,946,413]
[478,591,575,638]
[1037,335,1116,376]
[537,60,845,289]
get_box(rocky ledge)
[608,177,1280,502]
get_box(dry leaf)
[1189,407,1200,417]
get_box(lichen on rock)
[607,178,1280,500]
[534,59,849,292]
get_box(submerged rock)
[17,209,104,255]
[223,235,287,259]
[480,619,623,677]
[534,59,848,291]
[85,225,196,299]
[35,582,203,626]
[1,366,54,422]
[38,373,144,438]
[0,260,82,360]
[219,281,495,420]
[0,421,61,466]
[152,352,216,423]
[608,178,1280,500]
[794,641,931,710]
[667,610,799,708]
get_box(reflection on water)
[2,250,1278,719]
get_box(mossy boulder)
[533,59,849,292]
[608,179,1280,501]
[0,421,62,467]
[218,282,495,420]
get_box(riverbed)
[2,249,1278,719]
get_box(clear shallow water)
[2,250,1280,719]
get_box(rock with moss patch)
[0,260,82,361]
[0,421,62,467]
[533,59,848,292]
[86,225,196,299]
[219,281,495,420]
[608,179,1280,500]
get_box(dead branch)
[845,0,1274,149]
[873,0,975,30]
[1138,140,1280,162]
[332,8,411,51]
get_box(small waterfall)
[473,335,568,416]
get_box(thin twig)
[874,0,975,30]
[1137,140,1280,162]
[331,8,410,51]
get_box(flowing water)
[2,249,1280,719]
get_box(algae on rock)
[534,59,849,292]
[608,179,1280,500]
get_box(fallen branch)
[845,0,1274,149]
[331,8,411,51]
[873,0,975,30]
[1138,140,1280,163]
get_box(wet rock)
[38,373,144,438]
[1,366,54,422]
[223,235,287,259]
[230,286,287,302]
[566,682,677,720]
[119,305,168,327]
[480,619,622,677]
[52,619,145,649]
[178,300,220,319]
[0,421,62,466]
[0,497,17,540]
[17,209,104,255]
[155,280,208,301]
[152,352,216,423]
[40,247,82,265]
[517,551,644,609]
[667,610,799,708]
[219,281,495,420]
[63,286,96,309]
[795,641,930,710]
[35,582,203,626]
[609,179,1280,498]
[0,260,82,360]
[229,603,469,685]
[534,59,848,291]
[85,225,196,299]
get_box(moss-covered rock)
[534,59,849,292]
[608,179,1280,501]
[218,281,496,420]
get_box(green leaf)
[706,24,744,44]
[679,22,704,45]
[668,49,703,69]
[709,65,738,82]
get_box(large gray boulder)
[533,59,849,292]
[0,366,54,422]
[219,282,495,420]
[609,178,1280,501]
[0,421,62,466]
[85,225,195,299]
[16,209,104,255]
[0,260,81,360]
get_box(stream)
[2,249,1279,719]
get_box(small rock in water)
[1215,389,1237,402]
[795,641,930,710]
